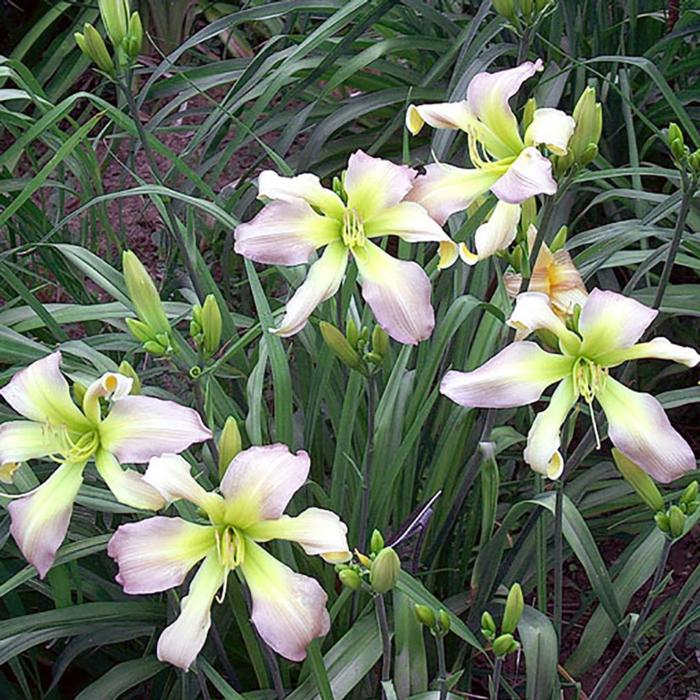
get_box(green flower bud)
[98,0,129,46]
[355,550,372,569]
[492,0,516,20]
[492,633,518,657]
[437,609,451,633]
[689,150,700,172]
[688,502,699,515]
[680,481,699,506]
[339,569,361,591]
[667,123,683,147]
[218,417,242,478]
[370,547,401,594]
[320,321,364,372]
[74,32,88,55]
[126,317,154,344]
[670,139,687,163]
[501,583,524,634]
[123,251,170,336]
[370,529,384,555]
[201,294,223,356]
[519,0,534,19]
[564,87,602,168]
[510,244,524,273]
[522,97,537,132]
[371,325,390,357]
[481,610,497,638]
[613,449,665,513]
[143,340,167,356]
[124,11,143,60]
[117,360,141,394]
[155,332,171,350]
[365,351,383,366]
[549,225,568,253]
[72,381,87,405]
[535,0,554,10]
[415,604,436,628]
[654,511,670,533]
[346,319,359,348]
[668,505,686,539]
[82,23,115,76]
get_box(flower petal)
[353,241,434,345]
[272,241,348,337]
[108,516,215,594]
[157,552,226,671]
[95,449,165,511]
[246,507,350,562]
[440,341,574,408]
[596,377,695,483]
[466,59,543,154]
[579,289,657,357]
[491,147,557,204]
[0,352,90,431]
[8,461,85,578]
[508,291,581,353]
[241,539,330,662]
[595,337,700,369]
[0,420,64,466]
[99,396,212,464]
[144,453,224,516]
[525,107,576,156]
[258,170,345,220]
[406,163,500,226]
[221,444,310,529]
[405,101,473,135]
[364,201,451,243]
[344,150,416,219]
[460,200,521,265]
[234,199,341,266]
[523,377,578,479]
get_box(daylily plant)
[0,352,211,577]
[441,290,699,482]
[108,444,350,670]
[234,150,452,345]
[405,59,575,234]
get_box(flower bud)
[519,0,534,18]
[320,321,364,372]
[501,583,524,634]
[72,381,87,405]
[142,340,167,356]
[492,633,518,657]
[370,547,401,594]
[415,604,436,628]
[218,417,242,478]
[437,609,451,633]
[117,360,141,394]
[371,325,390,358]
[654,511,670,533]
[481,610,497,639]
[98,0,129,46]
[549,225,568,253]
[522,97,537,132]
[667,122,683,147]
[339,569,361,591]
[370,529,384,555]
[355,550,372,569]
[680,481,698,506]
[492,0,516,20]
[125,317,154,344]
[124,11,143,60]
[201,294,223,356]
[346,319,359,348]
[613,449,665,512]
[562,87,601,169]
[81,23,116,76]
[123,251,171,337]
[668,504,686,539]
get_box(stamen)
[342,208,366,249]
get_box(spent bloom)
[0,352,211,577]
[234,150,452,345]
[441,290,699,482]
[406,60,574,238]
[108,444,350,670]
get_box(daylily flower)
[0,352,211,577]
[107,444,350,670]
[405,60,575,226]
[234,150,452,345]
[441,290,699,482]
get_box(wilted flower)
[108,444,350,670]
[0,352,211,577]
[234,150,453,345]
[406,60,574,227]
[441,290,699,482]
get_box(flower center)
[217,526,246,571]
[342,207,366,249]
[50,425,100,464]
[572,357,608,404]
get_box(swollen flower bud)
[668,504,686,539]
[80,23,116,76]
[124,11,143,60]
[481,610,497,639]
[549,225,568,253]
[339,569,361,591]
[370,529,385,555]
[123,251,171,337]
[492,0,516,21]
[492,633,519,657]
[201,295,223,356]
[320,322,364,372]
[98,0,129,46]
[370,547,401,594]
[613,449,665,513]
[371,325,390,358]
[117,360,141,394]
[501,583,524,634]
[680,481,699,507]
[415,604,436,628]
[218,417,242,478]
[437,609,451,633]
[654,511,670,533]
[563,87,602,169]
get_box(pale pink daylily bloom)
[108,444,350,670]
[441,290,699,482]
[234,150,452,345]
[406,60,575,228]
[0,352,211,577]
